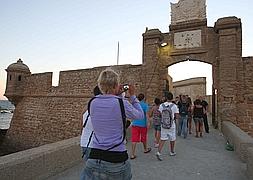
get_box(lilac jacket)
[90,94,144,152]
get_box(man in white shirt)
[156,92,179,161]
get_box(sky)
[0,0,252,100]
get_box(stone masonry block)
[0,136,82,180]
[246,147,253,180]
[222,121,253,162]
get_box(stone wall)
[236,57,253,136]
[172,77,206,100]
[221,121,253,180]
[23,73,52,96]
[0,136,82,180]
[3,64,144,153]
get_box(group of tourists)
[174,94,209,138]
[79,68,209,179]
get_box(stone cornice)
[214,16,241,32]
[169,19,207,31]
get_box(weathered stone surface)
[173,77,206,100]
[0,136,81,180]
[222,121,253,162]
[247,147,253,179]
[2,2,253,153]
[171,0,206,25]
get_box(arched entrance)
[165,55,216,128]
[168,60,214,125]
[142,5,243,130]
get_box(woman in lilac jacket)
[81,68,144,180]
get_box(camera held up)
[123,84,129,92]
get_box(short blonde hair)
[97,68,119,94]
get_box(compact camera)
[123,84,129,91]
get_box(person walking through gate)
[156,92,179,161]
[200,96,209,133]
[178,95,190,138]
[186,95,193,134]
[192,98,206,137]
[149,97,162,148]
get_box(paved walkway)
[47,123,248,180]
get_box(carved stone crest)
[171,0,206,25]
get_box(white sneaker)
[170,152,176,156]
[154,143,159,148]
[156,152,163,161]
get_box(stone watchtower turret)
[4,59,31,105]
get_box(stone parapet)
[222,121,253,162]
[142,28,163,41]
[214,16,241,32]
[0,136,81,180]
[247,147,253,179]
[169,19,207,31]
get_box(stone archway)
[166,59,215,125]
[142,0,244,131]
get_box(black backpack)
[179,103,188,116]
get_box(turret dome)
[7,59,30,72]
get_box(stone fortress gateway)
[2,0,253,153]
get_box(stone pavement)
[47,124,249,180]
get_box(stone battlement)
[0,136,81,180]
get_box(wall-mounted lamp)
[161,42,168,47]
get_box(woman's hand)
[128,84,135,96]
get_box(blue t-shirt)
[132,101,149,127]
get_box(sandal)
[144,147,152,153]
[130,155,136,160]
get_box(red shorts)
[131,126,148,143]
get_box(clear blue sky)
[0,0,252,99]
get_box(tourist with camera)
[81,68,144,180]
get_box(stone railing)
[0,136,82,180]
[247,147,253,178]
[222,121,253,179]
